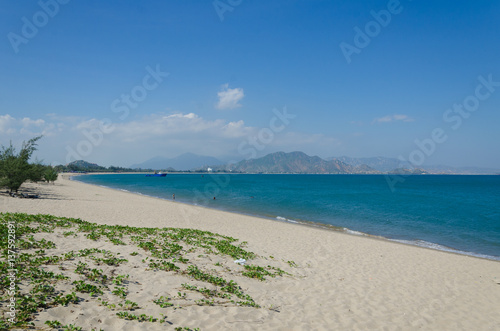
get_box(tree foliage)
[0,136,44,193]
[44,166,58,184]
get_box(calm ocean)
[74,174,500,261]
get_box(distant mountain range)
[220,151,379,174]
[65,152,499,175]
[130,153,224,171]
[414,164,500,175]
[327,156,412,172]
[328,156,499,174]
[215,152,499,175]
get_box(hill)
[328,156,500,174]
[65,160,107,172]
[56,161,147,173]
[328,156,412,172]
[224,151,380,174]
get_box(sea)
[74,174,500,261]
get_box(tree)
[0,136,42,193]
[29,162,46,182]
[44,166,58,184]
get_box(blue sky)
[1,0,499,168]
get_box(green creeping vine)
[0,212,292,330]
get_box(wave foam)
[343,228,365,236]
[391,239,500,261]
[276,216,299,224]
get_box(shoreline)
[2,175,500,330]
[71,173,500,262]
[63,171,500,175]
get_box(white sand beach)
[1,174,500,331]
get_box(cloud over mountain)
[0,112,342,167]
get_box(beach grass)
[0,213,293,330]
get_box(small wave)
[391,239,500,261]
[343,228,365,236]
[276,216,299,224]
[71,175,500,262]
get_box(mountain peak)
[226,151,367,174]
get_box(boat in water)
[146,172,167,177]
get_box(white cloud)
[215,84,244,110]
[111,112,252,143]
[63,112,342,165]
[0,114,64,164]
[0,114,57,136]
[21,117,45,127]
[372,114,414,124]
[0,112,344,167]
[0,114,16,134]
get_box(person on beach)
[172,194,175,200]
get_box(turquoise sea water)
[74,174,500,261]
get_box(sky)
[0,0,499,168]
